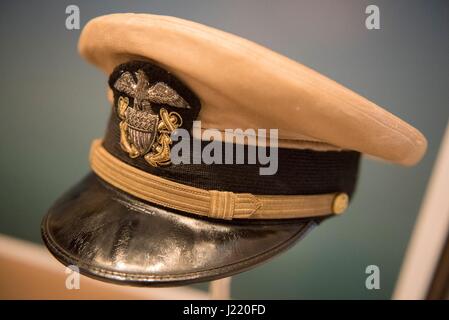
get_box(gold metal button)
[332,193,349,214]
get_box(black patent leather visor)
[41,172,317,286]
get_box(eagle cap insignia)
[109,61,201,167]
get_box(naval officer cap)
[41,13,427,286]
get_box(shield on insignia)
[113,68,192,160]
[125,108,159,155]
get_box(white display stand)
[209,277,232,300]
[394,121,449,299]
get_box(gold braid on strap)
[89,140,349,220]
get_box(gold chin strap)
[89,140,349,220]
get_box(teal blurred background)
[0,0,448,299]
